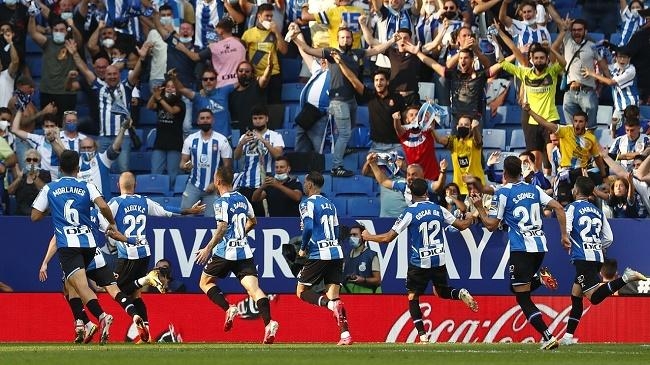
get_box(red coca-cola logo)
[385,302,591,343]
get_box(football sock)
[68,297,90,324]
[531,276,542,291]
[114,291,137,317]
[256,297,271,326]
[590,278,626,304]
[133,298,148,323]
[299,290,328,307]
[566,295,583,335]
[85,299,104,320]
[435,286,455,299]
[515,291,551,340]
[409,299,426,335]
[206,286,230,311]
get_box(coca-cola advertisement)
[1,294,648,343]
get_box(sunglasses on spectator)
[63,110,77,116]
[202,77,216,81]
[26,158,39,162]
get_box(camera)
[158,267,171,279]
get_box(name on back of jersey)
[124,204,146,214]
[52,186,86,197]
[578,205,600,216]
[415,208,439,220]
[512,192,535,204]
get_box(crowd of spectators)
[1,0,650,220]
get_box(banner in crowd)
[1,217,649,295]
[0,294,647,343]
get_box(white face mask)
[53,32,66,44]
[525,18,537,26]
[0,120,8,132]
[260,20,272,30]
[274,173,288,181]
[102,38,115,48]
[179,36,192,43]
[349,236,361,248]
[4,0,17,5]
[445,196,454,205]
[160,16,173,25]
[631,9,640,17]
[61,12,73,20]
[423,4,435,15]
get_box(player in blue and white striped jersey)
[559,176,647,345]
[472,155,568,350]
[234,104,285,216]
[195,167,278,344]
[31,150,149,344]
[180,109,233,217]
[362,178,477,344]
[294,171,352,345]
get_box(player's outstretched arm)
[361,229,398,244]
[196,221,227,265]
[39,235,58,282]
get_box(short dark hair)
[159,4,173,12]
[251,104,268,117]
[519,150,536,163]
[372,69,390,80]
[624,118,640,127]
[258,3,274,14]
[337,27,353,37]
[197,108,213,116]
[458,48,474,58]
[0,107,11,116]
[350,222,366,232]
[529,42,549,56]
[60,150,80,174]
[601,258,618,280]
[410,178,429,197]
[574,176,595,196]
[503,155,522,178]
[572,111,588,121]
[572,19,588,29]
[306,171,324,188]
[215,166,234,185]
[42,114,60,126]
[624,104,640,119]
[396,28,412,37]
[634,154,646,162]
[275,155,290,166]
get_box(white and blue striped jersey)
[285,0,307,24]
[194,0,225,48]
[609,63,638,113]
[212,191,255,260]
[414,14,438,45]
[59,131,87,152]
[392,179,436,205]
[509,19,551,47]
[619,6,646,46]
[299,194,343,260]
[87,208,108,271]
[32,177,103,249]
[609,134,650,171]
[25,132,59,179]
[105,0,148,42]
[77,151,115,200]
[489,181,553,253]
[234,129,284,189]
[109,194,173,260]
[565,199,613,263]
[94,79,134,137]
[181,131,232,191]
[392,200,456,269]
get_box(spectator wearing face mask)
[7,149,51,216]
[342,223,382,294]
[252,156,303,217]
[0,26,19,110]
[59,110,87,152]
[146,78,186,183]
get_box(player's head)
[349,222,366,249]
[304,171,324,195]
[118,171,136,193]
[214,167,234,190]
[502,155,522,180]
[571,111,588,135]
[373,69,390,94]
[409,178,429,201]
[337,27,353,49]
[197,108,214,133]
[529,43,549,72]
[573,176,595,199]
[274,156,291,181]
[405,163,424,184]
[59,150,80,176]
[624,117,641,140]
[251,104,269,131]
[624,104,640,120]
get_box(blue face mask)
[64,122,77,132]
[349,236,361,248]
[52,32,66,44]
[81,151,95,162]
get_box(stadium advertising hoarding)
[0,294,648,343]
[1,217,649,294]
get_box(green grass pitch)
[1,343,649,365]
